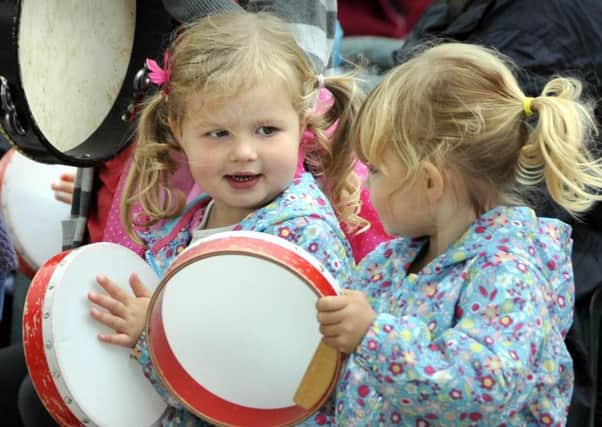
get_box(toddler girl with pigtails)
[310,42,602,426]
[86,11,388,426]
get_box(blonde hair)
[122,12,363,242]
[354,42,602,216]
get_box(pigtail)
[305,73,367,231]
[120,93,185,244]
[516,77,602,216]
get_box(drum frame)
[23,243,167,427]
[0,0,174,166]
[146,232,343,427]
[22,250,82,426]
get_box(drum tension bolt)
[0,76,26,136]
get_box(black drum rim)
[0,0,174,166]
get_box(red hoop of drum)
[0,148,75,277]
[0,0,173,166]
[23,242,168,426]
[147,231,343,426]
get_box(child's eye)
[257,126,278,136]
[206,129,229,138]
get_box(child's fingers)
[317,309,344,326]
[322,332,359,354]
[321,336,345,352]
[96,275,131,303]
[97,332,136,348]
[319,322,342,338]
[316,295,348,312]
[51,180,75,194]
[59,172,75,183]
[88,291,126,318]
[129,273,152,298]
[90,307,126,332]
[51,179,75,205]
[53,191,73,205]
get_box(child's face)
[366,153,435,238]
[177,82,302,223]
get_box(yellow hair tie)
[523,97,535,117]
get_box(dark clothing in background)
[0,136,17,321]
[394,1,602,425]
[0,344,58,427]
[395,0,602,126]
[0,215,17,321]
[0,214,17,274]
[0,135,17,276]
[339,0,432,38]
[0,135,18,261]
[0,344,26,426]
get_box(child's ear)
[421,161,444,204]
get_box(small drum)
[0,0,173,166]
[147,231,343,426]
[23,242,168,426]
[0,148,75,277]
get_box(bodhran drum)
[23,242,168,427]
[0,0,173,166]
[147,231,343,427]
[0,147,75,278]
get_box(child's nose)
[229,137,258,162]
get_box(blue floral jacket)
[301,206,574,426]
[132,173,354,426]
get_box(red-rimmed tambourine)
[23,242,168,426]
[147,231,343,426]
[0,147,75,277]
[0,0,173,166]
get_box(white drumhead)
[18,0,136,152]
[162,252,325,409]
[0,150,74,270]
[43,242,166,426]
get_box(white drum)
[147,231,343,426]
[0,0,173,166]
[23,242,168,427]
[0,148,74,277]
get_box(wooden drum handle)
[293,341,338,410]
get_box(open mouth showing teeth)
[229,175,258,182]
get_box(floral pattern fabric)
[302,206,574,426]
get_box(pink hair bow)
[296,87,338,177]
[300,87,337,144]
[145,50,171,95]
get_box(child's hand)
[317,290,376,354]
[88,273,151,348]
[51,172,75,205]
